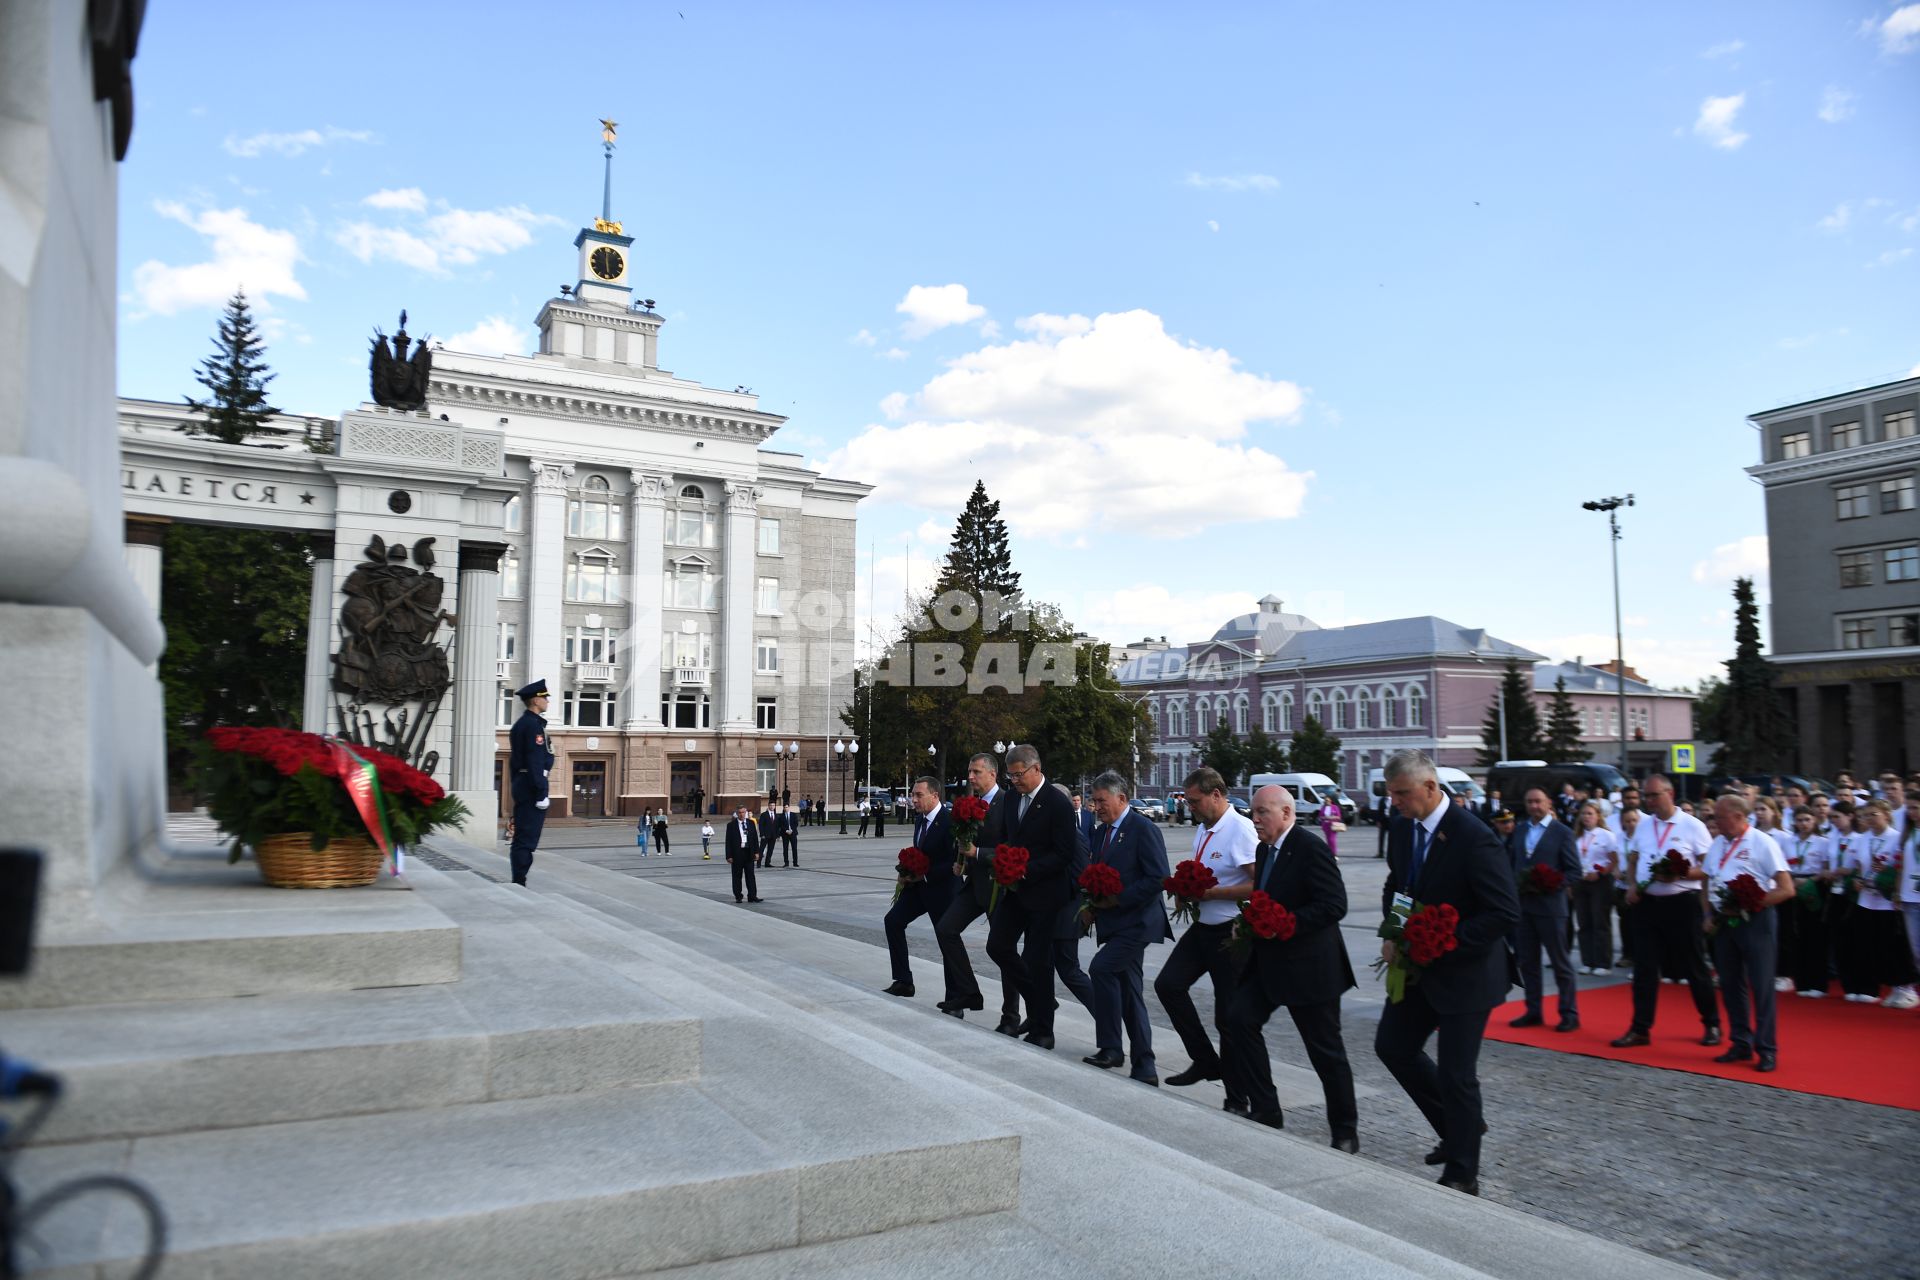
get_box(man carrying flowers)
[1075,772,1172,1086]
[1701,793,1795,1072]
[881,777,958,1001]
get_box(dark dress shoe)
[734,896,744,903]
[1424,1118,1488,1165]
[747,897,763,903]
[1609,1030,1650,1048]
[1756,1054,1777,1073]
[1083,1048,1125,1069]
[1165,1064,1223,1087]
[1700,1026,1722,1047]
[1508,1013,1545,1028]
[954,994,984,1011]
[1223,1099,1250,1116]
[993,1015,1022,1036]
[882,981,915,998]
[1438,1175,1480,1196]
[942,1006,965,1018]
[1713,1045,1754,1063]
[1554,1018,1580,1033]
[1130,1072,1159,1087]
[1248,1110,1284,1129]
[1331,1135,1360,1154]
[1015,1019,1032,1036]
[1022,1031,1055,1050]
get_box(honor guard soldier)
[508,679,556,885]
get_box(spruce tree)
[1715,577,1791,772]
[1241,726,1288,777]
[1541,676,1588,763]
[1476,659,1545,767]
[934,480,1020,601]
[1199,722,1246,785]
[185,290,276,443]
[1288,712,1341,776]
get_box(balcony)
[673,666,711,687]
[576,663,616,684]
[496,659,514,681]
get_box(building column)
[302,534,335,732]
[123,516,167,673]
[525,461,572,695]
[450,541,508,824]
[623,470,668,731]
[719,480,759,731]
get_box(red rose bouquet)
[1163,858,1219,927]
[1076,861,1125,933]
[989,844,1030,911]
[1642,849,1691,888]
[892,846,930,902]
[1870,853,1899,901]
[1372,901,1459,1003]
[950,793,991,875]
[1228,890,1297,954]
[1520,864,1566,896]
[1712,872,1770,927]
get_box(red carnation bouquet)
[1520,864,1566,896]
[950,793,991,875]
[1712,872,1770,928]
[1163,858,1219,927]
[892,846,930,902]
[1373,901,1459,1003]
[1228,890,1297,954]
[1076,862,1125,934]
[989,844,1030,911]
[1641,849,1691,888]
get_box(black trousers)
[1793,896,1832,992]
[509,785,546,884]
[1839,906,1919,994]
[729,857,759,901]
[1223,986,1355,1135]
[1516,912,1578,1020]
[655,828,669,853]
[1629,891,1718,1033]
[1572,878,1614,968]
[1713,908,1779,1055]
[935,890,1020,1017]
[1374,988,1491,1182]
[884,884,946,986]
[985,897,1090,1035]
[1152,920,1239,1076]
[783,832,798,865]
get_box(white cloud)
[824,308,1308,539]
[1873,247,1914,266]
[1207,219,1220,232]
[1893,205,1920,233]
[1692,535,1769,590]
[363,187,427,213]
[896,284,987,339]
[441,316,528,358]
[334,222,440,272]
[1183,173,1279,192]
[881,347,910,361]
[1818,202,1852,233]
[1702,38,1745,59]
[1077,586,1262,640]
[334,200,559,274]
[223,126,372,158]
[1817,87,1856,123]
[1871,4,1920,53]
[1692,93,1749,149]
[850,328,878,346]
[129,203,305,316]
[1910,361,1920,377]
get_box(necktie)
[1019,792,1032,823]
[1410,822,1430,885]
[1258,838,1283,891]
[916,814,927,845]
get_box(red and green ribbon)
[328,739,394,864]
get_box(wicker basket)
[254,832,384,888]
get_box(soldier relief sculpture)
[331,535,455,775]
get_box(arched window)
[1279,692,1293,733]
[503,494,522,533]
[1234,694,1249,734]
[1355,690,1371,729]
[1146,700,1161,735]
[585,474,610,492]
[1261,692,1277,733]
[1168,700,1188,739]
[680,483,705,500]
[1377,686,1396,729]
[1330,690,1347,730]
[1307,691,1324,726]
[1407,688,1424,728]
[1195,701,1210,736]
[569,476,621,539]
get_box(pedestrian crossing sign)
[1669,743,1696,774]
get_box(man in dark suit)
[781,804,800,866]
[1073,792,1098,849]
[882,776,959,999]
[1508,787,1581,1031]
[1220,785,1360,1149]
[724,806,762,903]
[934,753,1019,1024]
[983,745,1089,1049]
[1375,749,1520,1196]
[1079,772,1172,1085]
[506,678,555,886]
[757,807,779,868]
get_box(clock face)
[590,246,624,281]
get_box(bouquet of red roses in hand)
[1163,858,1219,927]
[1373,901,1459,1004]
[892,846,930,902]
[1227,890,1296,954]
[1076,862,1125,935]
[1642,850,1691,887]
[1871,853,1900,901]
[950,794,991,874]
[989,844,1029,911]
[1520,864,1566,896]
[1711,872,1769,928]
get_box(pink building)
[1529,660,1696,771]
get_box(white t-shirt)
[1574,826,1620,876]
[1846,830,1902,910]
[1704,829,1790,895]
[1190,807,1258,927]
[701,823,714,837]
[1780,832,1829,877]
[1625,811,1712,896]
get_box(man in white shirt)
[1153,767,1258,1108]
[1610,775,1722,1049]
[1885,775,1910,839]
[1702,794,1795,1071]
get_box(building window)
[1278,695,1293,732]
[680,484,705,500]
[667,561,719,610]
[568,499,623,540]
[1779,431,1811,460]
[501,548,521,597]
[1886,545,1920,583]
[1406,690,1423,728]
[1886,410,1917,441]
[1234,696,1248,733]
[562,689,618,728]
[756,577,781,614]
[756,697,778,730]
[756,757,777,794]
[1830,421,1863,450]
[666,629,714,671]
[758,518,781,555]
[565,626,617,665]
[1841,618,1874,649]
[1377,690,1395,729]
[1836,484,1872,520]
[1355,691,1371,729]
[663,690,712,729]
[1330,691,1347,730]
[672,506,718,548]
[1168,702,1187,738]
[1195,702,1210,735]
[1576,709,1588,735]
[503,494,522,532]
[566,552,615,602]
[498,621,518,660]
[1890,613,1920,647]
[756,637,780,674]
[498,687,517,727]
[1261,694,1276,733]
[1882,475,1916,513]
[1839,551,1874,587]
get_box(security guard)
[508,679,556,884]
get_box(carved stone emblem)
[370,310,433,410]
[331,535,455,773]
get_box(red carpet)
[1485,981,1920,1111]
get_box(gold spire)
[594,118,624,233]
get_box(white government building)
[118,164,869,827]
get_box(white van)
[1367,766,1486,815]
[1248,773,1357,825]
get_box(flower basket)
[255,832,385,889]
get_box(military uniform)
[508,679,556,884]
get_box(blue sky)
[116,2,1920,687]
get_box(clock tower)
[574,117,633,306]
[536,119,666,370]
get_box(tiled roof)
[1115,613,1542,684]
[1532,660,1691,698]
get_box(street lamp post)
[835,739,859,834]
[772,741,785,804]
[1582,495,1636,780]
